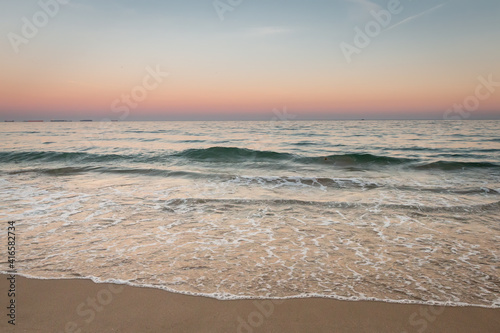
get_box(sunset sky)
[0,0,499,120]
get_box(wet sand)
[1,274,499,332]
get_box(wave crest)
[1,148,498,170]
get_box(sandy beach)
[1,274,499,333]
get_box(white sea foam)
[1,121,500,308]
[2,271,499,309]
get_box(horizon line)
[3,118,500,122]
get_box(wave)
[0,151,129,163]
[173,147,295,161]
[299,153,412,165]
[5,166,206,178]
[7,166,100,176]
[3,168,499,196]
[174,148,414,166]
[0,148,498,170]
[230,176,500,194]
[163,198,500,213]
[414,161,500,170]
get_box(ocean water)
[1,120,499,307]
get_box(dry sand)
[1,274,499,332]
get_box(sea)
[0,120,499,308]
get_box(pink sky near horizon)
[1,0,499,120]
[2,68,499,120]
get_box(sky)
[0,0,499,121]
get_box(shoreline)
[3,272,499,309]
[2,274,499,332]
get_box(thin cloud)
[385,2,449,32]
[66,1,94,11]
[248,26,295,36]
[347,0,381,12]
